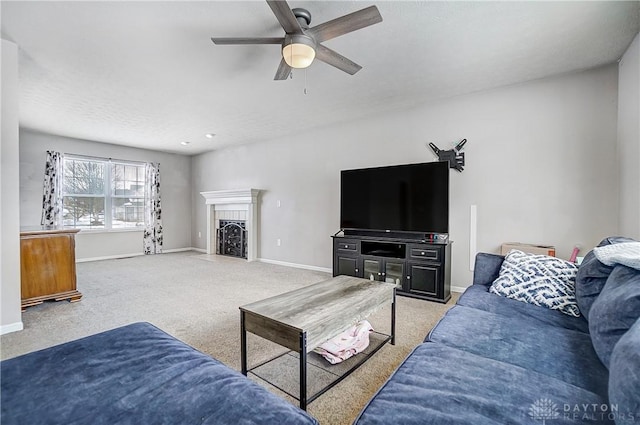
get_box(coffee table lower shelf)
[247,331,392,408]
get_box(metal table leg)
[391,288,396,345]
[241,311,247,375]
[299,331,307,410]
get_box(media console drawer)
[336,240,358,252]
[409,245,442,262]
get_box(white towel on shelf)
[594,242,640,270]
[313,320,373,365]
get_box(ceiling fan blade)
[274,58,292,80]
[266,0,303,34]
[314,44,362,75]
[308,5,382,43]
[211,37,284,45]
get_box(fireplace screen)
[217,220,247,259]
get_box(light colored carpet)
[0,252,458,425]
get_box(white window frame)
[62,154,146,232]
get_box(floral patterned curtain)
[143,162,163,254]
[41,150,64,227]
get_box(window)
[63,155,146,230]
[111,163,145,228]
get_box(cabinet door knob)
[421,251,425,255]
[345,245,348,248]
[355,268,359,272]
[407,276,411,279]
[378,272,381,276]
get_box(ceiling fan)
[211,1,383,80]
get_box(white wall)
[20,129,193,260]
[192,65,620,289]
[1,39,24,334]
[618,33,640,239]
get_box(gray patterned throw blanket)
[594,242,640,270]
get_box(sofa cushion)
[0,322,318,425]
[489,250,580,317]
[576,250,614,319]
[472,252,505,286]
[589,265,640,368]
[575,237,636,319]
[457,284,589,333]
[427,305,608,396]
[353,343,613,425]
[608,318,640,424]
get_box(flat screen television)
[340,161,449,234]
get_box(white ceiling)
[2,1,639,155]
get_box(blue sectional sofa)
[1,322,318,425]
[355,237,640,425]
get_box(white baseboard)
[76,247,205,263]
[257,258,332,274]
[1,321,24,335]
[451,285,468,294]
[76,252,145,263]
[163,247,207,254]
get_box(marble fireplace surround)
[200,189,261,262]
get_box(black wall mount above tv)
[428,139,467,172]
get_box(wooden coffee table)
[240,275,396,410]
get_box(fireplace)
[200,189,262,262]
[217,220,247,258]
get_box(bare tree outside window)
[63,159,106,229]
[62,156,146,230]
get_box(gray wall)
[618,33,640,239]
[20,129,192,259]
[1,39,23,334]
[192,65,620,290]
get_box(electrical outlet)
[277,200,281,208]
[198,231,201,238]
[277,238,281,246]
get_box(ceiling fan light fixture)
[282,34,316,69]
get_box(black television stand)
[332,231,451,303]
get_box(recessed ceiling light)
[180,141,190,146]
[205,133,216,139]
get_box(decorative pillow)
[608,318,640,423]
[490,250,580,317]
[589,264,640,368]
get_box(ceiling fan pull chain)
[304,69,308,95]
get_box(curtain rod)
[63,152,146,166]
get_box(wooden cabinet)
[407,262,441,298]
[20,227,82,310]
[334,238,362,276]
[333,235,451,303]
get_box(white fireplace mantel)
[201,189,261,206]
[200,189,262,261]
